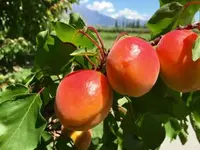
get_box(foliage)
[0,37,36,74]
[1,0,200,150]
[0,0,79,42]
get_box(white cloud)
[87,1,115,13]
[80,0,89,4]
[111,8,149,20]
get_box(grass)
[99,32,151,49]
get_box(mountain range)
[71,4,147,27]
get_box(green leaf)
[121,109,144,150]
[0,84,29,104]
[35,36,76,75]
[52,22,76,44]
[147,2,184,38]
[139,114,166,149]
[36,30,48,48]
[52,21,96,49]
[192,36,200,61]
[177,1,200,25]
[92,122,104,140]
[0,94,46,150]
[179,129,188,145]
[190,112,200,142]
[70,48,97,56]
[164,118,182,141]
[69,13,86,29]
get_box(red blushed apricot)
[156,30,200,92]
[106,36,160,97]
[55,70,113,131]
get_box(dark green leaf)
[0,84,29,104]
[139,114,166,149]
[35,36,76,75]
[121,109,144,150]
[147,2,184,38]
[0,94,46,150]
[192,36,200,61]
[178,129,188,145]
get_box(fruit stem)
[84,55,97,69]
[78,30,105,62]
[113,32,128,46]
[177,22,200,30]
[150,36,162,46]
[184,1,200,9]
[37,87,45,95]
[87,26,105,51]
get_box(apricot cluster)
[54,28,200,149]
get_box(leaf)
[70,48,97,56]
[35,36,76,75]
[139,114,166,149]
[190,112,200,142]
[51,22,76,44]
[0,84,29,104]
[159,0,200,25]
[36,30,48,48]
[178,129,188,145]
[0,94,46,150]
[92,122,104,140]
[164,118,182,141]
[69,13,86,29]
[147,2,184,38]
[121,109,144,150]
[159,0,188,6]
[192,36,200,61]
[52,21,96,49]
[177,1,200,25]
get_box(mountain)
[71,4,147,27]
[71,4,115,27]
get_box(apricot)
[156,30,200,92]
[69,130,92,150]
[55,70,113,131]
[106,36,160,97]
[61,127,92,150]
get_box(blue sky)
[79,0,160,20]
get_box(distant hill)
[71,4,147,27]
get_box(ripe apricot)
[106,36,160,97]
[69,130,92,150]
[156,30,200,92]
[55,70,113,131]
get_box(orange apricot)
[55,70,113,131]
[106,36,160,97]
[69,130,92,150]
[156,30,200,92]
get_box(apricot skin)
[69,130,92,150]
[55,70,113,131]
[156,30,200,92]
[106,37,160,97]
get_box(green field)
[99,32,151,49]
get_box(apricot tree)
[2,0,200,150]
